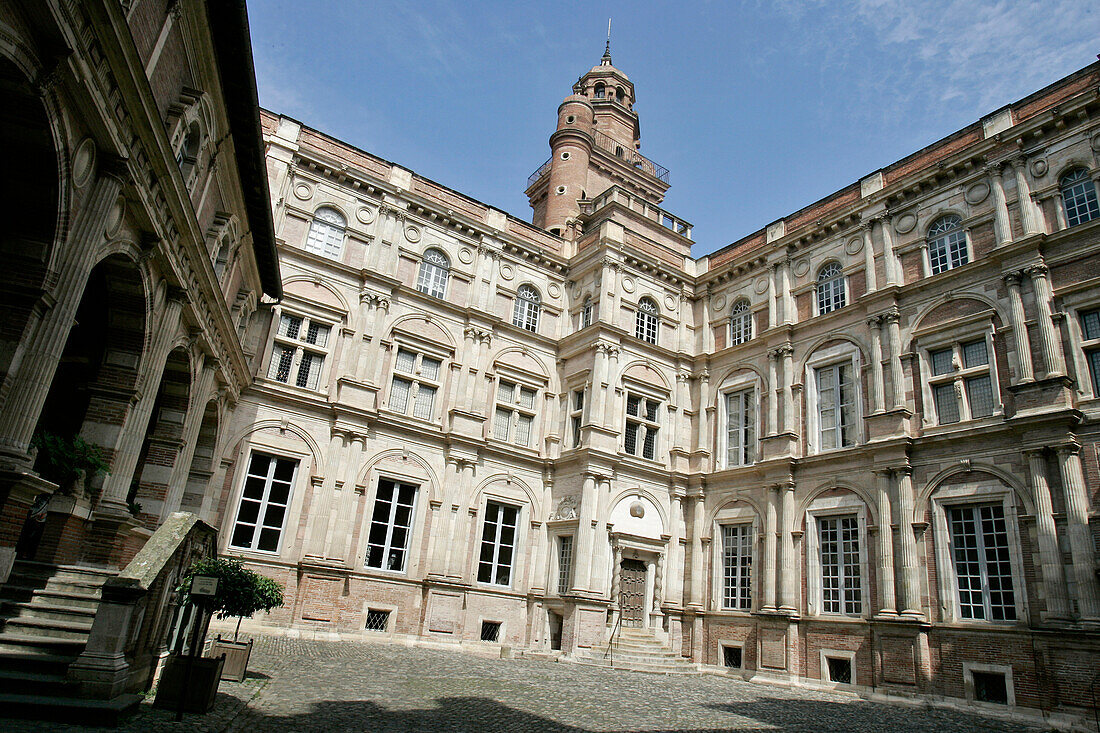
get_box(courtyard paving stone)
[0,632,1048,732]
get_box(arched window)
[176,121,201,188]
[594,83,605,99]
[580,296,593,329]
[416,248,449,299]
[635,297,659,344]
[304,207,346,260]
[513,284,541,332]
[615,87,625,103]
[615,145,624,158]
[729,300,752,345]
[816,263,846,315]
[927,214,968,275]
[1061,168,1099,227]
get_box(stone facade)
[222,51,1100,721]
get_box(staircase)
[0,560,142,724]
[572,626,699,675]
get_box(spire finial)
[602,18,612,64]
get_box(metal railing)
[526,156,552,188]
[604,611,623,668]
[592,130,669,184]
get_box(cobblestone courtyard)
[3,633,1047,732]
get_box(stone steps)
[571,628,698,676]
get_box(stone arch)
[909,294,1005,348]
[178,398,219,516]
[921,207,967,237]
[387,313,457,350]
[913,463,1034,524]
[608,486,669,530]
[226,420,327,481]
[706,495,765,527]
[797,334,867,374]
[358,448,441,503]
[713,363,768,404]
[618,360,672,392]
[491,347,553,389]
[797,480,878,524]
[472,473,540,514]
[282,276,350,313]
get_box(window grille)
[827,657,853,684]
[480,621,502,642]
[513,284,541,333]
[557,535,573,593]
[725,388,755,467]
[1061,168,1099,227]
[304,207,346,259]
[267,314,330,391]
[815,363,856,449]
[948,504,1016,621]
[364,609,390,632]
[729,300,752,345]
[477,502,519,586]
[635,297,659,344]
[973,671,1009,704]
[927,215,968,275]
[416,248,450,299]
[230,452,297,553]
[819,515,861,615]
[365,479,418,572]
[816,263,846,315]
[722,646,743,669]
[721,524,753,610]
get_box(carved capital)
[1055,442,1081,457]
[881,306,901,324]
[1024,263,1050,280]
[1002,270,1024,286]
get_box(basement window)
[973,671,1008,704]
[722,645,743,669]
[364,609,390,632]
[826,656,852,685]
[480,621,501,642]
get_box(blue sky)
[248,1,1099,257]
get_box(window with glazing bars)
[725,388,755,467]
[1061,168,1099,227]
[557,535,573,594]
[819,515,862,615]
[570,389,585,448]
[927,338,995,423]
[493,380,538,446]
[267,313,330,390]
[580,297,593,329]
[948,503,1016,621]
[927,215,969,275]
[478,502,519,586]
[729,300,752,345]
[513,284,541,332]
[303,207,346,259]
[635,298,659,344]
[816,263,846,315]
[722,524,753,610]
[365,479,417,572]
[416,248,449,298]
[1080,308,1100,396]
[388,347,442,420]
[230,452,297,553]
[815,362,856,449]
[624,394,660,460]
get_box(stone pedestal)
[447,409,486,438]
[865,408,912,441]
[760,433,797,461]
[335,377,379,412]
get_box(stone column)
[701,288,714,353]
[880,216,901,286]
[861,222,877,293]
[687,492,705,609]
[589,475,613,595]
[304,432,346,557]
[368,297,391,387]
[1052,193,1069,232]
[767,264,777,330]
[762,486,778,611]
[885,308,906,410]
[160,356,217,520]
[1025,450,1070,619]
[571,472,598,593]
[873,470,897,616]
[868,316,886,414]
[780,345,794,435]
[428,457,461,576]
[478,246,500,313]
[610,543,622,607]
[593,343,610,429]
[777,483,797,613]
[1011,157,1042,236]
[599,257,617,323]
[530,520,548,594]
[457,327,479,410]
[988,164,1012,245]
[666,490,684,606]
[1055,445,1100,619]
[652,553,664,612]
[96,293,187,513]
[696,368,710,454]
[472,332,494,416]
[676,372,691,451]
[779,258,794,324]
[1003,272,1035,383]
[1026,265,1066,377]
[0,165,125,458]
[326,434,364,560]
[766,351,779,436]
[894,467,922,618]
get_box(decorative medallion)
[621,275,635,293]
[629,501,645,518]
[754,276,770,294]
[893,212,917,234]
[555,495,578,520]
[712,293,726,311]
[664,294,677,310]
[404,226,421,243]
[105,195,125,237]
[792,258,810,277]
[1028,158,1047,178]
[72,138,96,188]
[293,182,312,200]
[844,236,864,256]
[1092,132,1100,152]
[499,262,514,280]
[574,286,585,301]
[356,206,376,224]
[458,247,474,264]
[547,283,561,299]
[964,182,990,205]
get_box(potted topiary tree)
[29,431,111,497]
[183,556,285,682]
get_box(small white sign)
[191,575,219,597]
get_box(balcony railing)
[527,156,552,189]
[592,131,669,184]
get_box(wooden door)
[619,559,647,627]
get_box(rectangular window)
[815,363,856,450]
[477,501,519,586]
[365,479,417,572]
[493,380,538,447]
[725,389,755,467]
[721,524,753,610]
[557,535,573,594]
[819,515,861,615]
[948,503,1016,621]
[1079,308,1100,395]
[926,337,997,424]
[267,313,330,391]
[570,389,584,448]
[230,452,297,553]
[625,393,661,460]
[388,347,441,421]
[364,609,390,632]
[722,645,743,669]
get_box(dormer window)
[927,215,968,275]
